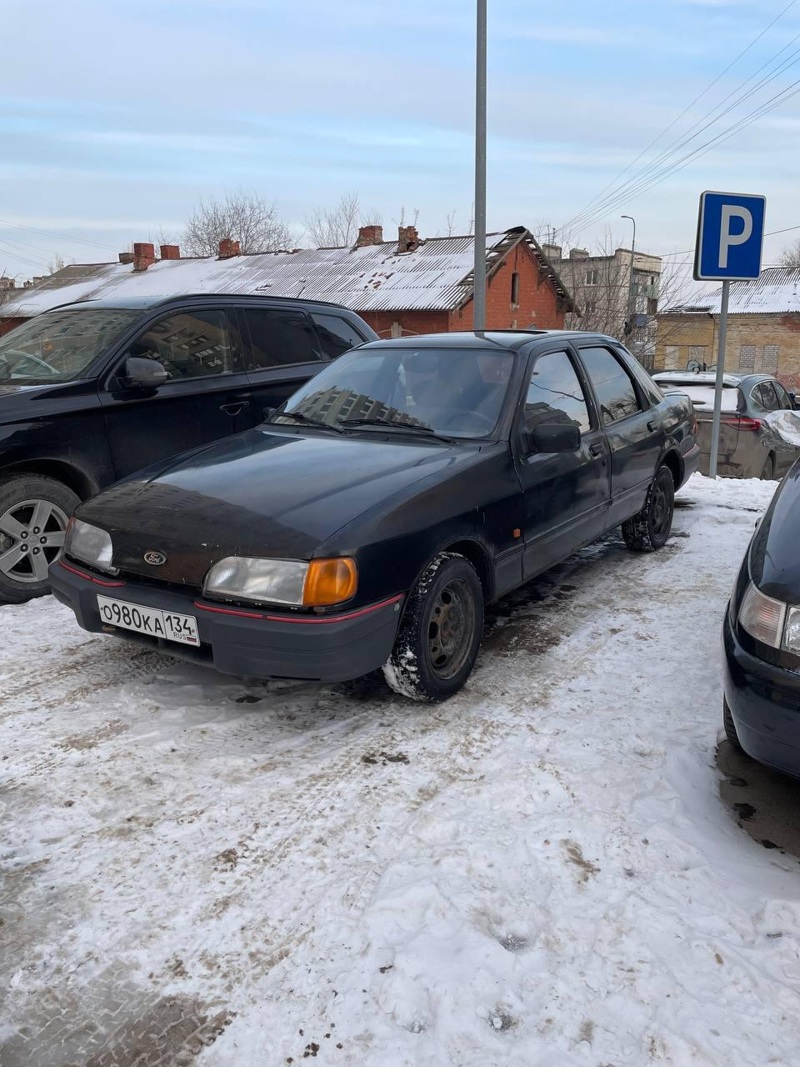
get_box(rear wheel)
[0,475,79,603]
[621,465,675,552]
[723,698,742,750]
[383,553,483,703]
[760,454,775,480]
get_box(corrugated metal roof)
[0,229,577,319]
[665,267,800,315]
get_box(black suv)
[0,293,377,602]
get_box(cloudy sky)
[2,0,799,285]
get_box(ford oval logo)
[143,550,167,567]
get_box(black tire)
[723,698,742,750]
[383,552,484,703]
[760,454,775,481]
[621,465,675,553]
[0,475,80,604]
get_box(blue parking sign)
[694,191,765,281]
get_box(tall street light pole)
[621,214,636,340]
[473,0,487,332]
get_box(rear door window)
[240,308,321,369]
[752,382,781,411]
[773,381,794,409]
[578,345,643,425]
[311,313,367,359]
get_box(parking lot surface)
[3,475,798,1067]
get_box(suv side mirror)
[122,356,169,390]
[790,391,798,409]
[522,422,581,454]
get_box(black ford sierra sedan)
[50,331,699,702]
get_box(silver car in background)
[653,371,800,480]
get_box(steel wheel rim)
[0,497,69,584]
[651,479,671,538]
[426,577,476,680]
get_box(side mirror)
[523,422,581,454]
[121,356,169,390]
[790,392,798,409]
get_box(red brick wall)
[359,310,450,338]
[360,242,565,339]
[0,317,26,337]
[451,242,565,332]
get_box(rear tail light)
[722,415,762,432]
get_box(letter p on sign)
[694,191,765,281]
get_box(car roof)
[653,371,777,389]
[42,293,363,314]
[359,329,623,353]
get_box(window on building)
[738,345,757,374]
[510,271,520,307]
[763,344,779,374]
[586,269,600,286]
[579,345,642,424]
[665,345,681,369]
[689,345,708,369]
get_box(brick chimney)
[132,242,156,271]
[397,226,420,254]
[118,251,134,265]
[355,225,383,247]
[218,238,241,259]
[160,244,180,260]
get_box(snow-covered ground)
[2,474,798,1067]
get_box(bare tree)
[304,192,375,248]
[779,238,800,268]
[48,254,67,275]
[182,190,294,256]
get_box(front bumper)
[50,560,403,683]
[723,606,800,778]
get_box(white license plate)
[97,595,200,647]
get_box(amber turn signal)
[303,557,358,607]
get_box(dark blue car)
[724,460,800,776]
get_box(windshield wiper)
[339,417,453,442]
[268,410,345,434]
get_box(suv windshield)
[0,308,143,383]
[272,346,516,439]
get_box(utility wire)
[562,1,799,237]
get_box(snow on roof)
[664,267,800,316]
[1,229,577,320]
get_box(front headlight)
[203,556,357,608]
[65,518,117,574]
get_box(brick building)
[0,226,575,338]
[655,268,800,392]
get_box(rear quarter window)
[311,314,367,359]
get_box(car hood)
[750,459,800,602]
[78,427,480,586]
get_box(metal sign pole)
[473,0,487,332]
[708,279,730,480]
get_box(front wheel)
[723,698,743,750]
[0,475,80,603]
[621,465,675,552]
[383,553,484,703]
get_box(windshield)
[273,346,516,439]
[0,308,143,383]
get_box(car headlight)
[65,518,117,574]
[739,582,786,648]
[203,556,357,608]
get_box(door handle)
[589,443,604,457]
[220,400,251,415]
[647,420,658,432]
